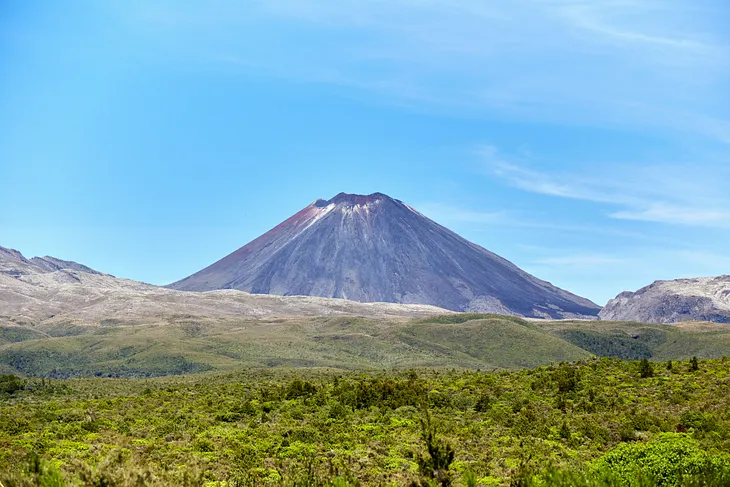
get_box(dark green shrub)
[285,378,317,399]
[638,358,654,378]
[559,421,571,440]
[554,366,580,393]
[474,393,492,412]
[690,357,700,372]
[680,411,719,433]
[349,378,425,410]
[413,409,455,486]
[0,374,24,395]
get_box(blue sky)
[1,1,729,305]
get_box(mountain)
[169,192,600,319]
[0,245,447,329]
[599,276,730,323]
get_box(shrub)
[1,454,66,487]
[559,421,571,440]
[0,374,24,395]
[554,366,580,394]
[348,378,425,410]
[592,433,730,486]
[285,378,317,399]
[474,393,492,412]
[639,359,654,378]
[413,408,455,486]
[690,357,700,372]
[679,411,719,434]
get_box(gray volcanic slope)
[600,275,730,323]
[169,193,600,319]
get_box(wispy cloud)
[125,0,730,144]
[479,145,730,228]
[611,205,730,226]
[557,2,722,52]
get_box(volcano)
[169,193,600,318]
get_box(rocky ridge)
[599,275,730,323]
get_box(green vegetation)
[555,330,652,360]
[639,358,654,378]
[3,314,730,378]
[2,357,730,486]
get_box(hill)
[0,244,447,329]
[3,311,730,378]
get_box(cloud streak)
[611,205,730,226]
[479,145,730,228]
[125,0,730,144]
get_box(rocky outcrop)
[169,192,600,319]
[599,276,730,323]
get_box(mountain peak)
[326,192,392,207]
[0,246,28,262]
[169,194,600,319]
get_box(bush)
[474,393,492,412]
[1,454,65,487]
[413,409,455,486]
[346,378,425,410]
[639,359,654,378]
[690,357,700,372]
[592,433,730,486]
[0,374,24,395]
[285,378,317,399]
[554,365,580,394]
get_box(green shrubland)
[1,357,730,485]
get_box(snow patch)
[339,200,378,218]
[300,203,336,233]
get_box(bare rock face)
[599,276,730,323]
[169,193,600,319]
